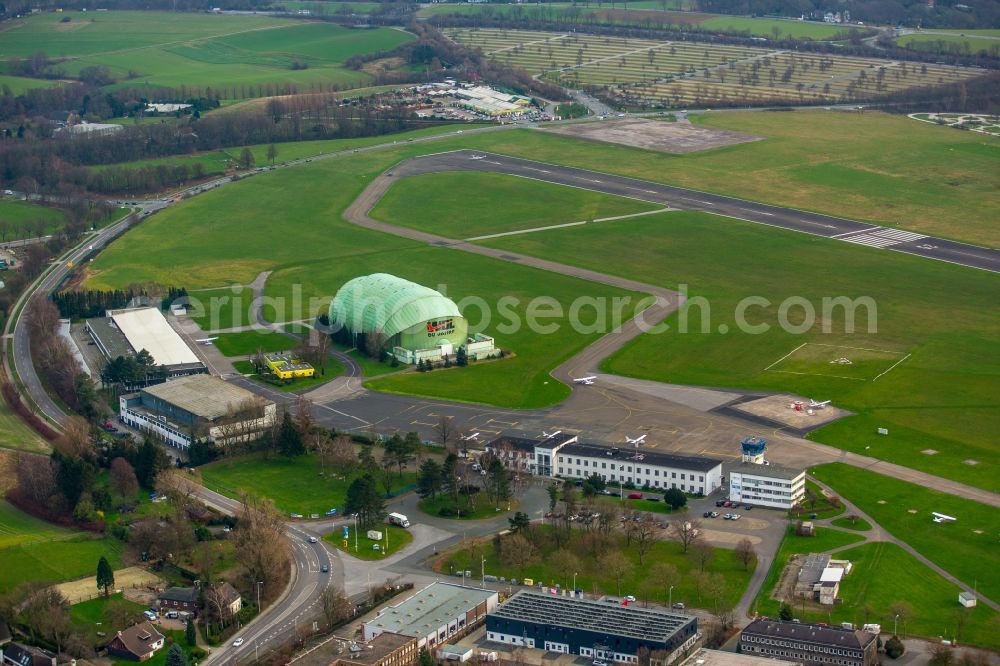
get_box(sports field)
[370,172,659,238]
[0,12,411,97]
[485,208,999,490]
[447,28,981,106]
[810,464,1000,606]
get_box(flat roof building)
[677,648,801,666]
[486,591,698,665]
[728,461,805,509]
[556,442,723,495]
[364,583,498,650]
[264,351,315,380]
[291,632,417,666]
[486,431,579,476]
[738,619,877,666]
[120,374,275,449]
[85,307,205,381]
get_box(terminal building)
[329,274,496,365]
[120,374,275,449]
[86,306,205,381]
[728,436,805,509]
[364,583,498,650]
[486,591,698,664]
[485,431,579,476]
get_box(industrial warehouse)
[486,591,698,663]
[119,374,276,449]
[85,306,206,379]
[329,273,497,364]
[363,583,498,649]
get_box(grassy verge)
[810,463,1000,603]
[419,494,517,520]
[325,523,413,560]
[830,516,871,531]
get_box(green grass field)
[231,359,346,392]
[325,523,413,560]
[214,330,298,357]
[811,464,1000,604]
[0,400,49,453]
[830,516,871,531]
[86,144,646,409]
[0,500,73,548]
[896,32,1000,57]
[444,526,753,609]
[198,451,417,516]
[370,172,658,239]
[0,533,124,590]
[186,286,254,331]
[487,207,999,490]
[419,494,517,520]
[699,16,856,39]
[0,73,62,94]
[71,593,145,641]
[0,12,412,97]
[0,199,67,241]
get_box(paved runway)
[396,150,1000,274]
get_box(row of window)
[744,646,861,665]
[121,409,191,448]
[558,458,705,482]
[743,636,862,656]
[557,468,704,493]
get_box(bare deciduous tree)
[733,538,757,571]
[436,415,455,451]
[598,550,633,597]
[668,513,702,554]
[320,585,353,629]
[232,495,291,597]
[689,541,715,572]
[109,457,138,500]
[500,534,537,572]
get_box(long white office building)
[555,442,723,495]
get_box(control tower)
[740,435,768,464]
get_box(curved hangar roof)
[330,273,462,339]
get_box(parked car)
[290,513,303,519]
[731,514,741,520]
[715,499,726,507]
[593,660,609,666]
[143,610,157,621]
[724,513,733,520]
[165,611,178,619]
[702,511,712,518]
[627,492,643,500]
[624,595,636,602]
[672,602,685,609]
[710,511,719,518]
[325,508,338,517]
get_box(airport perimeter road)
[392,150,1000,274]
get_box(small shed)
[959,591,977,608]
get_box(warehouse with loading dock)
[329,273,496,364]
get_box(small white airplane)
[932,512,956,523]
[460,432,480,442]
[574,376,597,385]
[809,399,832,409]
[195,337,219,345]
[541,430,562,440]
[625,434,647,445]
[470,154,486,160]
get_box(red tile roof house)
[108,622,165,661]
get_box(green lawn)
[831,516,872,531]
[796,480,846,520]
[186,286,254,331]
[0,500,73,548]
[699,16,859,40]
[0,400,49,454]
[0,199,67,241]
[0,534,124,591]
[370,172,658,239]
[896,33,1000,57]
[810,464,1000,604]
[198,451,417,516]
[91,150,231,177]
[486,208,1000,490]
[71,593,145,642]
[214,330,299,357]
[0,12,412,98]
[419,494,517,520]
[325,523,413,560]
[444,526,753,609]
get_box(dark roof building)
[555,442,724,495]
[158,586,199,611]
[290,632,418,666]
[485,432,578,476]
[0,643,56,666]
[486,591,697,665]
[738,619,877,666]
[108,622,165,661]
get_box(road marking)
[740,208,773,216]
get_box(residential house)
[158,586,199,613]
[107,622,165,662]
[0,643,56,666]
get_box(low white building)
[728,461,805,509]
[364,582,497,650]
[556,442,723,495]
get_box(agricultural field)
[0,199,67,242]
[896,32,1000,58]
[0,73,62,94]
[0,532,124,590]
[0,12,412,97]
[810,464,1000,603]
[370,172,659,238]
[446,28,983,106]
[442,525,753,609]
[0,500,73,548]
[198,451,417,516]
[485,207,999,490]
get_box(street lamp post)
[481,555,486,589]
[354,513,359,552]
[573,573,578,596]
[257,581,263,611]
[669,585,675,610]
[894,614,899,637]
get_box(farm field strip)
[448,28,983,105]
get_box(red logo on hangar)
[426,319,455,334]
